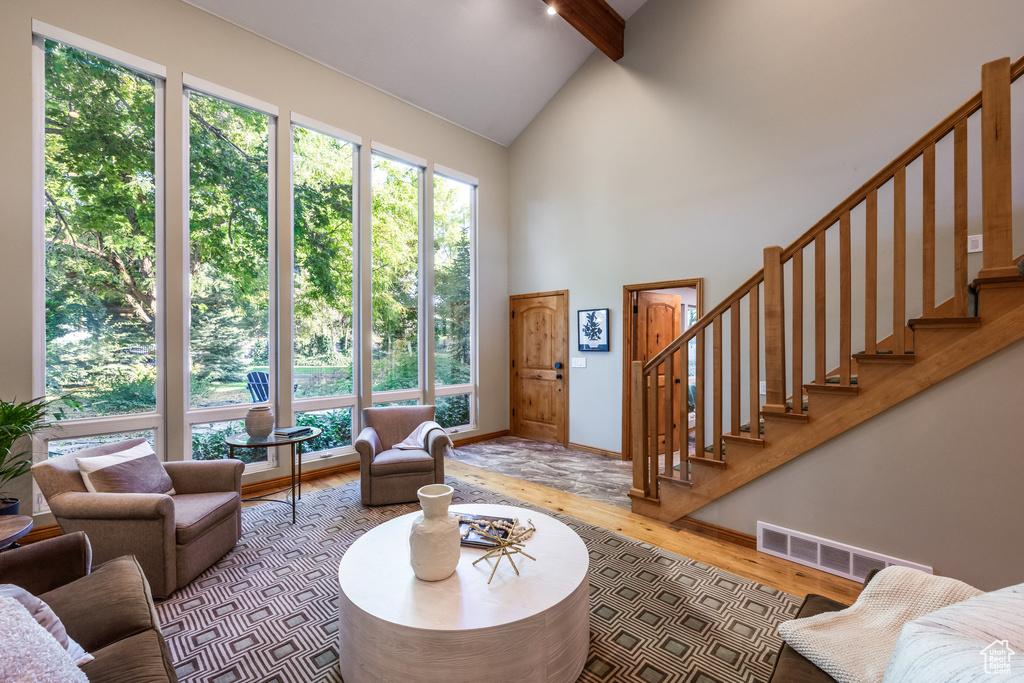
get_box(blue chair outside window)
[246,371,270,403]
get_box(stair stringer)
[651,289,1024,525]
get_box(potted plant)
[0,397,53,516]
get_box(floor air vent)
[756,522,931,581]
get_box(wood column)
[979,57,1017,278]
[629,361,650,499]
[763,246,786,413]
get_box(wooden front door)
[510,291,568,445]
[637,291,682,452]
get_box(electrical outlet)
[571,357,586,368]
[759,381,767,395]
[968,234,983,253]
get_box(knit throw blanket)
[394,420,453,453]
[779,566,983,683]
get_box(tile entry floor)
[448,436,633,509]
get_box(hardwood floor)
[248,458,862,604]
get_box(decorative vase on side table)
[245,406,274,440]
[409,484,460,581]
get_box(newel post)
[763,246,787,414]
[629,361,651,500]
[979,57,1017,279]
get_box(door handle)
[556,374,563,380]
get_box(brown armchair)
[354,405,447,505]
[31,438,244,599]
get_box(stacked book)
[273,425,313,437]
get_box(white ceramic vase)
[409,484,461,581]
[245,405,274,440]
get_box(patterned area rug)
[157,477,799,683]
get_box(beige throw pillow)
[76,442,175,495]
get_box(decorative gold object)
[466,518,537,584]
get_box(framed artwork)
[578,308,609,352]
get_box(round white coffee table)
[337,503,590,683]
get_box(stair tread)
[908,316,981,328]
[805,382,859,395]
[761,411,810,423]
[853,352,916,364]
[688,454,727,468]
[657,472,693,488]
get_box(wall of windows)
[29,23,480,502]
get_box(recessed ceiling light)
[547,5,557,15]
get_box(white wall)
[508,0,1024,587]
[0,0,509,517]
[509,0,1024,453]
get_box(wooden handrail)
[644,269,764,371]
[780,53,1024,263]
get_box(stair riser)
[850,362,912,388]
[805,392,857,415]
[760,417,805,441]
[911,327,974,357]
[978,285,1024,319]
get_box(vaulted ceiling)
[181,0,648,146]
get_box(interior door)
[510,291,568,445]
[637,291,682,452]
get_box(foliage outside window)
[292,125,355,399]
[435,394,470,430]
[433,175,472,389]
[191,420,266,464]
[295,408,353,453]
[188,91,270,408]
[48,431,155,458]
[371,155,420,393]
[43,40,157,419]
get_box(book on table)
[455,513,517,548]
[274,426,313,437]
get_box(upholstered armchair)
[355,405,447,505]
[31,438,244,599]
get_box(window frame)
[31,26,168,510]
[182,77,279,470]
[431,165,478,432]
[368,143,428,407]
[289,114,363,460]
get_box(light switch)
[759,381,767,395]
[571,357,587,368]
[968,234,983,253]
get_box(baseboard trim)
[452,430,509,447]
[241,460,359,497]
[21,461,361,546]
[672,517,757,550]
[20,524,62,546]
[567,442,623,460]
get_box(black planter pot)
[0,498,20,516]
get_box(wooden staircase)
[629,55,1024,526]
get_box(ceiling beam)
[543,0,625,62]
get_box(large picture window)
[371,153,422,395]
[433,172,475,429]
[187,90,271,408]
[292,123,356,399]
[43,40,159,419]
